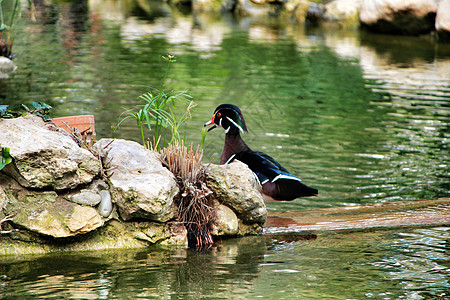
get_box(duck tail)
[275,180,318,201]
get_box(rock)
[360,0,437,35]
[132,222,187,245]
[67,189,102,206]
[306,2,325,24]
[0,220,188,255]
[65,205,104,235]
[98,190,113,217]
[0,57,16,79]
[0,115,101,190]
[94,139,179,222]
[324,0,361,27]
[88,179,109,192]
[238,219,264,236]
[284,0,311,24]
[206,161,267,226]
[211,203,239,236]
[436,0,450,42]
[223,0,278,16]
[193,0,223,12]
[1,174,104,238]
[0,185,6,218]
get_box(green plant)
[0,0,25,58]
[0,102,52,120]
[0,147,12,170]
[113,55,195,150]
[200,128,208,150]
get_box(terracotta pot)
[51,115,96,142]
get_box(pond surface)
[1,227,449,299]
[1,0,449,298]
[3,0,449,210]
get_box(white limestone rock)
[94,139,179,222]
[0,115,101,190]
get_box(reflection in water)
[327,34,449,204]
[1,3,449,298]
[0,236,266,299]
[2,0,449,208]
[0,228,448,299]
[259,227,450,299]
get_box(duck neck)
[220,133,250,164]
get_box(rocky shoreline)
[0,115,266,255]
[190,0,450,40]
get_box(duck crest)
[205,104,248,135]
[205,104,318,201]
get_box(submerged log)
[264,198,450,234]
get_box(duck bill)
[204,117,217,131]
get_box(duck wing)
[228,150,318,200]
[232,151,301,184]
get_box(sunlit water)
[1,0,449,298]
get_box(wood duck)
[204,104,318,201]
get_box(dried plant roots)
[160,141,215,249]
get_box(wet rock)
[237,220,264,236]
[94,139,179,222]
[0,115,101,190]
[436,0,450,42]
[324,0,360,27]
[0,220,188,255]
[67,189,102,206]
[1,174,104,238]
[132,222,187,245]
[211,203,239,236]
[360,0,437,35]
[98,190,113,217]
[206,161,267,227]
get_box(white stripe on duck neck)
[226,116,244,134]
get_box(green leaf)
[0,105,9,116]
[21,104,30,111]
[143,110,152,131]
[41,114,52,121]
[115,115,133,129]
[40,102,52,110]
[2,147,11,157]
[0,147,12,171]
[32,102,43,110]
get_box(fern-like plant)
[113,54,195,150]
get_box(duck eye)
[216,112,221,117]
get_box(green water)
[1,227,449,299]
[1,0,449,298]
[3,1,448,210]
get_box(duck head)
[204,104,248,135]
